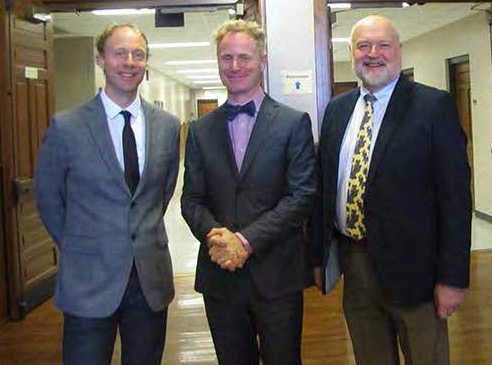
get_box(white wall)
[332,12,492,250]
[402,12,492,250]
[265,0,319,140]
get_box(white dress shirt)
[335,77,399,234]
[99,90,146,176]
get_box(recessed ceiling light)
[165,60,217,65]
[149,42,211,49]
[177,69,219,74]
[193,80,222,84]
[332,37,351,43]
[328,3,351,9]
[92,8,155,16]
[186,75,220,79]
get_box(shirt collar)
[227,88,266,117]
[360,76,399,104]
[99,89,142,121]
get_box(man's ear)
[96,53,104,68]
[260,53,267,71]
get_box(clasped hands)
[207,227,249,271]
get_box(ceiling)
[53,9,231,89]
[331,2,488,61]
[52,2,489,89]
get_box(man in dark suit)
[310,15,471,364]
[181,19,316,365]
[36,24,180,364]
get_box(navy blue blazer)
[309,76,472,305]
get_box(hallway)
[0,252,490,364]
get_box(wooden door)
[450,58,474,204]
[0,1,10,324]
[333,82,357,96]
[197,99,218,118]
[4,10,57,317]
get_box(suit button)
[131,234,136,240]
[130,202,136,208]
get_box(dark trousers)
[203,269,303,365]
[337,234,449,365]
[62,265,168,365]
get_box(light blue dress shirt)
[335,77,399,234]
[99,90,146,176]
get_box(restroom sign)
[282,70,313,94]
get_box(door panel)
[450,59,474,206]
[8,15,56,315]
[0,3,10,323]
[197,99,218,117]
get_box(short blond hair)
[96,23,149,59]
[214,19,266,55]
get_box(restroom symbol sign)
[282,70,313,94]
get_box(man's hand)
[434,284,465,319]
[313,266,323,291]
[206,227,249,271]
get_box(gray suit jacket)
[36,95,180,317]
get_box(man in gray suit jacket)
[181,20,316,365]
[36,24,180,365]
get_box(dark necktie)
[120,110,139,195]
[345,94,376,240]
[222,100,256,121]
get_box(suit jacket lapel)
[84,96,129,194]
[327,90,359,218]
[133,99,154,198]
[238,95,276,180]
[367,77,412,184]
[215,106,240,178]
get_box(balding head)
[350,15,402,92]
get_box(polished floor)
[0,251,490,364]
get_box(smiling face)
[351,16,402,93]
[96,26,147,108]
[217,31,266,104]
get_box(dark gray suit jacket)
[310,76,472,305]
[36,95,180,317]
[181,95,316,300]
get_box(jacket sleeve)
[239,113,317,257]
[162,119,181,213]
[433,92,472,288]
[35,118,68,246]
[181,122,221,241]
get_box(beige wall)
[334,61,358,83]
[95,65,192,124]
[54,37,96,113]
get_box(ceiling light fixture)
[193,80,222,84]
[92,8,155,16]
[203,86,227,90]
[177,69,219,74]
[332,37,351,43]
[165,60,217,66]
[328,3,351,9]
[186,75,220,79]
[149,42,211,49]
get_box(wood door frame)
[0,1,11,324]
